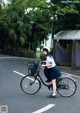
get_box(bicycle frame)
[33,61,53,88]
[30,61,77,93]
[33,68,52,90]
[20,61,77,97]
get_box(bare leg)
[47,79,56,98]
[52,79,56,96]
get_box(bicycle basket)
[28,61,39,75]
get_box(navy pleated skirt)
[44,66,61,81]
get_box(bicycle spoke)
[57,77,77,97]
[20,75,41,95]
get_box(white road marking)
[61,72,80,79]
[13,70,38,83]
[32,104,55,113]
[0,56,34,60]
[0,56,19,59]
[13,70,26,77]
[0,56,80,79]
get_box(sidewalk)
[59,66,80,76]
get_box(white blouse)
[46,55,56,68]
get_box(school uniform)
[44,54,61,81]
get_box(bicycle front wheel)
[20,75,41,95]
[57,77,77,97]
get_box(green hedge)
[0,49,36,58]
[40,52,46,60]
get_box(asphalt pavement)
[0,56,80,113]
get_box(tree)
[51,0,80,33]
[0,0,52,51]
[0,0,80,51]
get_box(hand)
[41,64,46,67]
[40,64,45,70]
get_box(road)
[0,56,80,113]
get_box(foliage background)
[0,0,80,57]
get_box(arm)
[41,56,56,68]
[41,63,53,67]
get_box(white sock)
[52,93,56,96]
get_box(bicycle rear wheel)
[20,75,41,95]
[57,77,77,97]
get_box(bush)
[25,50,36,58]
[17,49,36,58]
[0,48,36,58]
[40,52,46,60]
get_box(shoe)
[47,94,56,98]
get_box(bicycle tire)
[57,77,77,97]
[20,75,41,95]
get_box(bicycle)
[20,61,77,97]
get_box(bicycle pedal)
[48,84,52,90]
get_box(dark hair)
[43,48,48,53]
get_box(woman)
[41,47,61,98]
